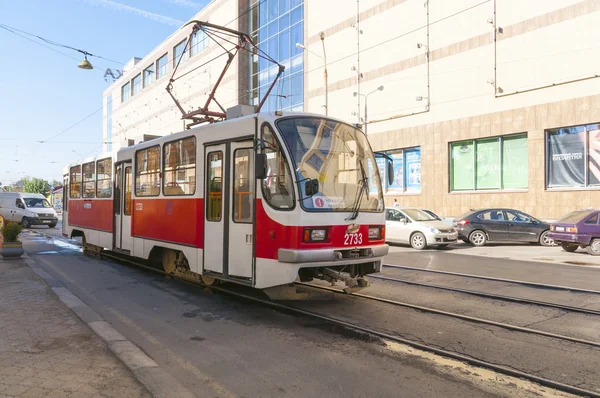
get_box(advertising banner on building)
[376,158,387,192]
[547,129,585,187]
[405,148,421,192]
[387,152,404,192]
[589,129,600,185]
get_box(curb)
[23,256,196,398]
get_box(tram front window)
[276,117,383,213]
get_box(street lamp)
[78,53,93,70]
[353,85,384,135]
[296,33,328,115]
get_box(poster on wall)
[405,148,421,192]
[376,158,387,192]
[368,158,379,195]
[387,152,404,192]
[589,128,600,185]
[547,128,585,187]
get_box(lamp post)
[353,85,384,135]
[296,34,328,115]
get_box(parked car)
[0,192,59,228]
[548,209,600,255]
[420,209,455,226]
[454,208,553,247]
[385,207,458,250]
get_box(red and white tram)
[63,111,389,297]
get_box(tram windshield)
[276,117,384,213]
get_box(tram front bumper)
[278,244,389,264]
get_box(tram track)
[382,264,600,295]
[98,251,600,398]
[370,273,600,316]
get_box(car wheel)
[469,230,487,247]
[48,223,57,229]
[539,230,554,247]
[587,239,600,256]
[21,217,31,229]
[560,242,578,252]
[410,232,427,250]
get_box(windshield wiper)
[346,160,369,221]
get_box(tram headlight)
[368,227,382,240]
[303,228,327,242]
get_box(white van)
[0,192,59,228]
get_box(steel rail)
[383,264,600,295]
[97,252,600,398]
[370,274,600,316]
[297,283,600,348]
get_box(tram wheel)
[161,249,177,274]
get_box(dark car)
[548,209,600,255]
[454,208,553,247]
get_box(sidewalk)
[0,256,150,398]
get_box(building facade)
[103,0,600,219]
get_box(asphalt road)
[20,236,580,398]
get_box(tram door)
[114,163,133,252]
[204,141,255,280]
[62,175,68,237]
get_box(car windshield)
[24,198,51,208]
[557,210,596,224]
[276,117,383,212]
[402,208,437,221]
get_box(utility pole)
[355,0,361,124]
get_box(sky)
[0,0,208,188]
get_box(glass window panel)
[115,167,121,215]
[261,124,294,209]
[190,31,207,57]
[233,149,254,223]
[547,127,585,188]
[259,1,268,26]
[279,0,290,14]
[124,167,132,215]
[143,65,154,88]
[131,74,141,96]
[207,151,223,221]
[291,23,303,56]
[259,27,268,43]
[290,4,303,24]
[82,162,95,198]
[279,13,290,31]
[291,73,303,105]
[96,158,112,198]
[588,127,600,186]
[502,134,528,189]
[267,20,278,38]
[279,29,290,62]
[278,77,291,108]
[475,138,500,189]
[268,36,278,61]
[404,148,421,193]
[163,137,196,196]
[156,53,168,79]
[291,0,302,8]
[121,82,130,102]
[451,141,475,191]
[290,54,303,74]
[136,146,161,196]
[388,151,404,192]
[70,165,81,198]
[173,39,187,67]
[268,0,278,21]
[258,41,269,70]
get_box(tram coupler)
[323,268,370,294]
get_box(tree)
[50,179,62,189]
[22,177,50,196]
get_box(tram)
[63,109,390,298]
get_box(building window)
[70,165,81,198]
[547,123,600,188]
[135,146,161,197]
[96,158,112,198]
[156,53,168,79]
[379,147,421,194]
[131,74,141,95]
[121,82,130,102]
[143,65,154,88]
[249,0,304,112]
[163,137,196,196]
[207,151,223,222]
[82,162,95,198]
[450,134,528,191]
[173,39,187,67]
[190,30,208,57]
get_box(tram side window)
[82,162,95,198]
[233,148,253,223]
[70,165,82,198]
[96,158,112,198]
[206,151,223,222]
[136,146,161,197]
[261,124,294,209]
[163,137,196,196]
[124,166,132,215]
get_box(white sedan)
[385,207,458,250]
